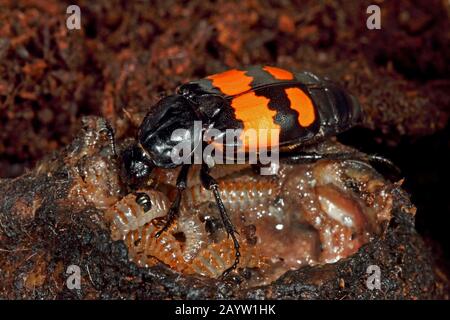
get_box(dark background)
[0,0,449,280]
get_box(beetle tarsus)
[220,231,241,279]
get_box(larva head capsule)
[135,192,152,212]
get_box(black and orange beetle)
[122,65,397,276]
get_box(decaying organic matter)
[110,143,395,288]
[0,116,445,299]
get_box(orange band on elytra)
[285,87,315,127]
[231,92,280,149]
[263,66,294,80]
[207,69,253,96]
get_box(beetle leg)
[155,164,190,238]
[200,163,241,278]
[286,152,401,179]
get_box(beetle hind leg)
[200,164,241,278]
[286,151,401,180]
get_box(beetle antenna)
[286,151,402,181]
[100,120,117,157]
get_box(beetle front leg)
[200,163,241,278]
[155,164,190,238]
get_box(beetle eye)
[135,193,152,212]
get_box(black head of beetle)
[122,94,202,185]
[122,143,154,186]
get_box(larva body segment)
[106,189,208,269]
[174,214,206,263]
[124,222,263,278]
[105,190,169,240]
[182,178,281,214]
[186,239,265,278]
[125,222,185,269]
